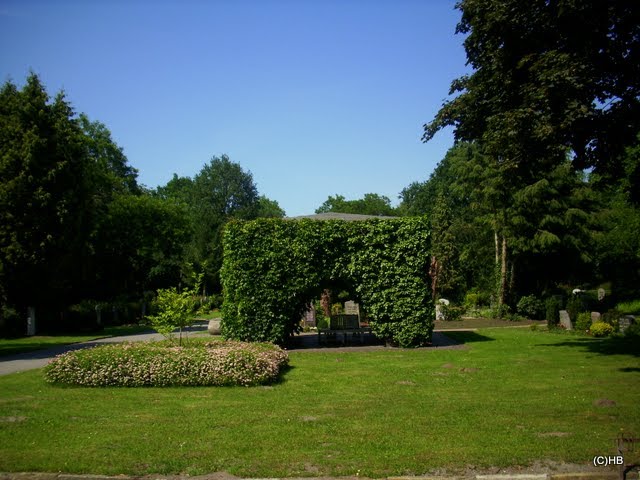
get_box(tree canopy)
[424,0,640,179]
[315,193,398,216]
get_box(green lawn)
[0,325,153,357]
[0,328,638,477]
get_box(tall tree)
[189,155,259,290]
[424,0,640,180]
[0,74,95,325]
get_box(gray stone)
[559,310,573,330]
[302,306,316,326]
[207,318,221,335]
[344,300,359,316]
[619,315,636,334]
[597,288,606,301]
[591,311,601,323]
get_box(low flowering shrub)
[589,322,613,338]
[44,340,288,387]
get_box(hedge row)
[44,340,289,387]
[221,217,433,347]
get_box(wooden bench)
[318,314,372,345]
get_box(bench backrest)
[330,314,360,330]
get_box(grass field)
[0,328,638,477]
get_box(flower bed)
[44,340,289,387]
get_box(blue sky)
[0,0,468,217]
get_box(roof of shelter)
[286,212,399,221]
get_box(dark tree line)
[412,0,640,309]
[0,74,284,334]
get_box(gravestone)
[591,312,602,324]
[26,307,36,336]
[435,298,450,321]
[597,288,606,301]
[619,315,636,334]
[559,310,573,330]
[303,307,316,327]
[344,300,360,317]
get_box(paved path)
[0,324,209,376]
[0,325,463,376]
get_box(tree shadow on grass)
[441,331,496,344]
[537,335,640,358]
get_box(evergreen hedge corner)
[220,217,434,347]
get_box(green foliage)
[257,195,286,218]
[315,193,398,216]
[316,316,329,330]
[589,322,613,338]
[331,303,343,316]
[575,312,592,333]
[545,296,562,327]
[221,217,433,347]
[44,340,288,387]
[146,272,203,344]
[516,295,544,319]
[616,299,640,315]
[440,303,464,322]
[566,294,589,322]
[424,0,640,179]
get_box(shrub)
[441,303,464,321]
[517,295,544,319]
[44,340,288,387]
[624,322,640,338]
[589,322,613,338]
[316,316,329,329]
[545,296,562,327]
[602,309,622,331]
[492,304,511,319]
[575,312,592,332]
[331,302,344,316]
[566,293,590,322]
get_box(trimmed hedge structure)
[221,217,433,347]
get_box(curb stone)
[0,474,628,480]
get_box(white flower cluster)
[43,340,289,387]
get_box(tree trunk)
[499,236,508,307]
[320,289,332,317]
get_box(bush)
[316,316,329,329]
[575,312,592,332]
[44,340,288,387]
[492,304,511,319]
[589,322,613,338]
[602,309,622,331]
[566,293,590,322]
[331,302,344,316]
[440,303,464,321]
[624,322,640,338]
[517,295,544,319]
[545,296,562,327]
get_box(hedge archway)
[220,217,433,347]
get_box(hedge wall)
[220,217,433,347]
